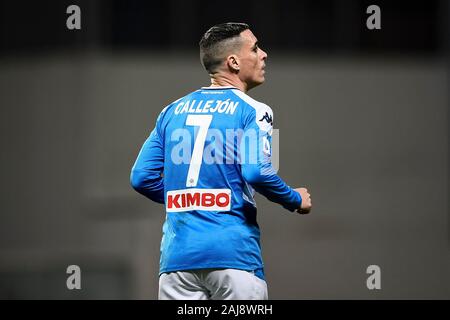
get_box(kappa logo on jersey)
[259,112,273,125]
[166,189,231,212]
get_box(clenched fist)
[294,187,312,214]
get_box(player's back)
[157,86,264,276]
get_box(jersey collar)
[200,86,239,90]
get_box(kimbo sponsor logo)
[166,188,231,212]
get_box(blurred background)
[0,0,448,299]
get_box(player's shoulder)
[157,89,200,118]
[160,96,184,114]
[230,89,273,130]
[230,89,272,115]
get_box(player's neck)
[209,74,248,93]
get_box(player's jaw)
[244,65,266,91]
[255,62,266,84]
[261,63,266,78]
[257,51,267,83]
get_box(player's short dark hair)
[199,22,250,74]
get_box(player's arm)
[130,112,165,204]
[240,105,307,212]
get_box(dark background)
[0,0,448,299]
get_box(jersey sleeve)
[130,108,166,204]
[240,103,302,212]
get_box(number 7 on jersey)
[185,115,213,187]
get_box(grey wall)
[0,52,448,299]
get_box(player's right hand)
[294,187,312,214]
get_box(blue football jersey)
[131,86,301,280]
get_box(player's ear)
[226,55,240,73]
